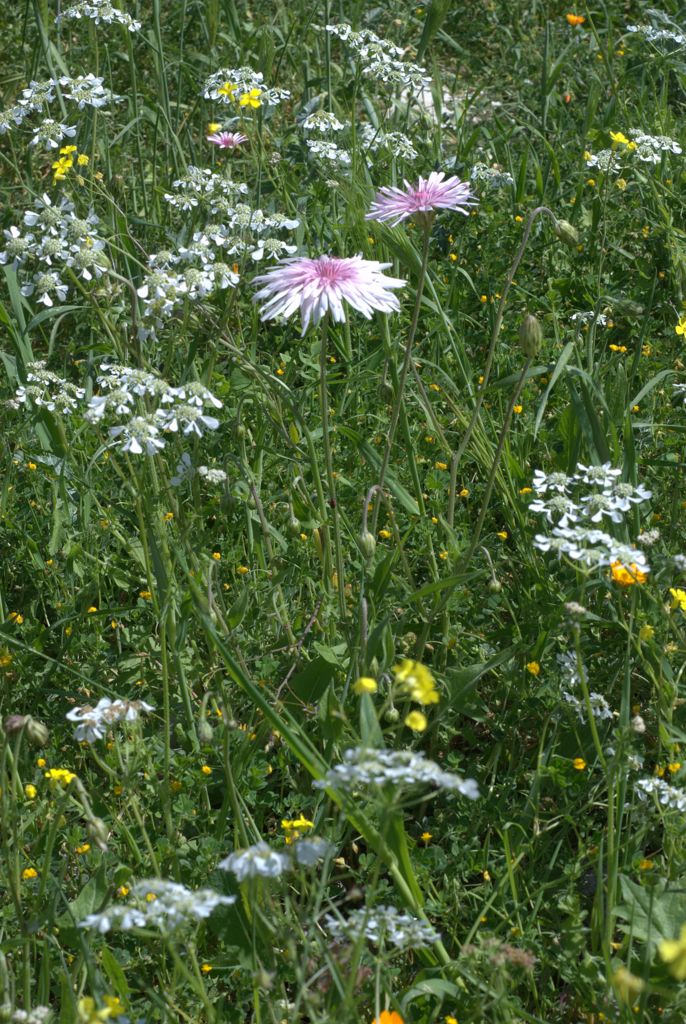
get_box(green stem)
[319,316,346,617]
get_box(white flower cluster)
[324,905,440,950]
[627,23,686,48]
[219,837,334,881]
[163,167,249,213]
[570,311,610,327]
[86,364,223,453]
[171,454,228,486]
[557,651,614,723]
[306,139,351,166]
[201,67,290,107]
[66,696,154,743]
[324,24,431,90]
[15,361,85,416]
[313,747,480,798]
[584,149,619,173]
[359,124,418,161]
[636,776,686,812]
[300,111,347,133]
[0,194,108,307]
[57,0,141,32]
[470,162,514,189]
[3,1008,52,1024]
[0,75,117,137]
[80,879,235,934]
[531,464,652,573]
[627,129,682,163]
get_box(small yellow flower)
[586,178,596,186]
[435,461,448,471]
[217,82,236,98]
[163,511,174,521]
[37,758,46,768]
[611,966,644,1004]
[616,178,628,191]
[449,253,457,262]
[22,867,38,880]
[611,562,647,586]
[496,530,508,540]
[519,486,532,495]
[378,529,392,539]
[526,661,540,676]
[139,590,152,600]
[87,606,98,614]
[75,843,91,855]
[77,154,90,166]
[483,870,491,881]
[8,612,24,625]
[25,784,37,800]
[480,295,488,303]
[439,550,448,560]
[27,461,37,470]
[459,488,470,497]
[445,1017,458,1024]
[201,964,213,974]
[201,765,212,776]
[420,831,432,844]
[170,780,182,793]
[405,710,428,732]
[429,383,441,392]
[573,757,587,771]
[660,923,686,980]
[514,215,523,222]
[239,88,262,108]
[609,343,627,353]
[353,676,378,695]
[117,885,130,898]
[394,659,439,705]
[670,588,686,611]
[668,762,681,774]
[566,13,585,26]
[609,131,630,146]
[638,858,654,870]
[281,815,314,843]
[639,624,654,641]
[44,767,77,788]
[676,317,686,337]
[0,653,12,667]
[431,515,438,524]
[236,565,249,575]
[211,551,221,561]
[208,122,221,133]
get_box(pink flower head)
[252,255,406,335]
[206,131,248,149]
[366,171,476,227]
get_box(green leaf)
[615,875,686,949]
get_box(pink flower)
[366,171,476,226]
[206,131,248,149]
[252,255,406,335]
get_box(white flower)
[324,905,440,950]
[109,416,166,455]
[532,469,573,495]
[80,880,234,934]
[636,777,686,812]
[20,271,68,307]
[300,111,346,132]
[219,842,291,881]
[314,747,479,797]
[30,119,77,150]
[66,697,154,743]
[306,139,351,165]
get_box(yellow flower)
[513,404,523,414]
[421,831,432,844]
[573,757,587,771]
[281,814,314,843]
[611,562,647,586]
[201,765,212,776]
[75,843,91,855]
[87,606,98,614]
[609,343,627,353]
[610,131,630,146]
[405,710,428,732]
[239,88,262,108]
[526,661,540,676]
[611,967,644,1004]
[236,565,249,574]
[163,511,174,521]
[519,486,532,495]
[0,653,12,667]
[378,529,392,539]
[44,767,76,788]
[211,551,221,561]
[435,461,448,471]
[566,13,585,26]
[660,923,686,980]
[353,676,378,695]
[139,590,152,600]
[77,154,90,166]
[676,317,686,336]
[459,488,469,497]
[77,996,124,1022]
[208,122,221,133]
[514,215,523,222]
[638,858,654,870]
[37,758,46,768]
[8,612,24,625]
[496,530,508,540]
[217,82,236,98]
[668,762,681,774]
[393,659,439,705]
[670,588,686,611]
[22,867,38,880]
[25,784,37,800]
[445,1016,458,1024]
[201,963,213,973]
[639,624,654,641]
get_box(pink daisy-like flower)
[252,255,406,335]
[366,171,476,227]
[206,131,248,149]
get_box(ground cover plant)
[4,0,686,1021]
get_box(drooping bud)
[384,707,400,723]
[3,715,49,746]
[359,531,376,560]
[553,219,579,248]
[488,578,503,593]
[87,817,110,852]
[519,313,543,357]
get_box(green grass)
[2,0,686,1021]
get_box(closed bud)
[359,531,376,560]
[488,578,503,593]
[553,219,579,248]
[287,516,301,537]
[87,817,110,852]
[25,717,49,747]
[3,714,26,736]
[384,707,400,723]
[198,719,214,745]
[519,313,542,357]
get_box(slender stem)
[371,224,432,534]
[319,316,347,617]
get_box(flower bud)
[384,707,400,723]
[4,715,49,746]
[488,578,502,593]
[87,817,110,852]
[3,714,26,736]
[359,531,376,560]
[287,516,301,537]
[519,313,542,357]
[631,714,646,734]
[198,719,214,745]
[553,219,579,248]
